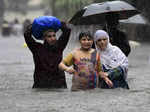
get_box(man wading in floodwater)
[24,16,71,88]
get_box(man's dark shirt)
[24,26,71,88]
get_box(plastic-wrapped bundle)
[32,16,61,40]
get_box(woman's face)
[96,37,108,51]
[80,36,93,50]
[44,31,56,45]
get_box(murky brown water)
[0,35,150,112]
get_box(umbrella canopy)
[69,1,140,25]
[119,14,148,25]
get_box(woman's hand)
[100,72,108,78]
[104,77,113,88]
[65,67,76,74]
[99,71,113,88]
[59,62,76,74]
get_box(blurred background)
[0,0,150,41]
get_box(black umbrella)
[69,1,140,25]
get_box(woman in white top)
[94,30,129,89]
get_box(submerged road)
[0,35,150,112]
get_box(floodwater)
[0,34,150,112]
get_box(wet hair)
[78,31,93,40]
[43,29,56,38]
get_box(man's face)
[44,31,56,45]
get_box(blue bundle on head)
[32,16,61,40]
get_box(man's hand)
[24,24,32,37]
[60,21,67,29]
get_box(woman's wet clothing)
[94,30,129,89]
[63,49,102,91]
[99,66,129,89]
